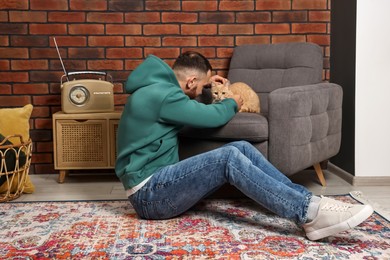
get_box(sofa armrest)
[268,82,343,175]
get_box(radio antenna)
[53,37,69,81]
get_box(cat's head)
[211,81,233,102]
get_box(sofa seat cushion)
[180,113,268,142]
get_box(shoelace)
[321,202,352,212]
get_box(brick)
[88,36,124,47]
[87,12,123,23]
[125,12,160,23]
[30,48,67,59]
[292,23,327,33]
[182,1,218,11]
[181,24,217,35]
[51,60,86,71]
[162,12,198,23]
[273,11,307,22]
[0,0,28,10]
[236,12,271,23]
[0,11,7,22]
[0,60,9,70]
[0,24,27,34]
[307,34,330,45]
[272,35,306,43]
[219,24,253,35]
[106,25,141,35]
[162,36,197,47]
[0,96,31,107]
[31,0,68,10]
[114,94,129,106]
[255,24,290,34]
[109,71,129,82]
[49,36,87,47]
[30,24,67,35]
[109,0,144,11]
[199,12,234,23]
[144,24,179,35]
[35,119,53,130]
[309,11,330,22]
[0,72,28,82]
[30,71,63,83]
[256,0,291,10]
[0,36,8,46]
[198,36,234,46]
[106,48,143,59]
[209,58,229,70]
[11,60,48,70]
[68,48,104,59]
[144,48,180,58]
[13,83,49,94]
[216,48,234,58]
[32,95,60,107]
[10,36,48,47]
[219,1,254,11]
[49,83,61,94]
[125,36,161,47]
[125,59,143,70]
[36,142,53,152]
[30,105,49,117]
[30,129,53,142]
[49,12,85,22]
[33,164,57,175]
[181,48,216,58]
[145,1,180,11]
[9,11,47,22]
[293,0,327,10]
[0,84,11,94]
[69,24,104,35]
[236,36,270,45]
[70,0,107,11]
[88,60,123,70]
[0,48,28,58]
[31,152,52,163]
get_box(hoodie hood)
[125,55,179,94]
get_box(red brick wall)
[0,0,331,174]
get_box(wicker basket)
[0,135,32,202]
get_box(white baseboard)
[328,163,390,186]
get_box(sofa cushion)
[180,112,268,142]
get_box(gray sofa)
[179,42,343,186]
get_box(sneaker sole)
[306,204,374,241]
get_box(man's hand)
[232,94,243,111]
[210,75,228,85]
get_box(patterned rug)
[0,195,389,259]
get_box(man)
[116,51,373,241]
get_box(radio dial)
[69,86,90,106]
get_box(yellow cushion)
[0,174,35,194]
[0,104,34,194]
[0,104,33,144]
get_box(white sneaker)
[303,197,374,241]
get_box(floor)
[13,169,390,218]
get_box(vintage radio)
[54,37,114,114]
[61,71,114,114]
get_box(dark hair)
[172,51,212,74]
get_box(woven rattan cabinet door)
[55,119,109,168]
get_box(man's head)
[172,51,212,99]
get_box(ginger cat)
[211,80,260,113]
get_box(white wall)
[355,0,390,177]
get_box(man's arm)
[159,88,238,128]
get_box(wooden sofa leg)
[313,163,326,186]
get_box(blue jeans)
[129,141,312,225]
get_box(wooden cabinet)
[52,111,121,183]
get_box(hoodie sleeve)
[159,88,237,128]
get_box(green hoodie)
[115,55,237,190]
